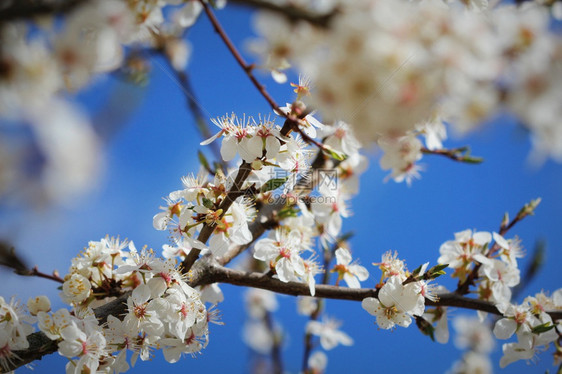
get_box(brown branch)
[302,241,334,372]
[421,146,483,164]
[6,293,129,373]
[200,0,285,116]
[193,262,562,320]
[0,241,28,274]
[7,253,561,372]
[217,147,330,266]
[0,242,64,283]
[151,44,225,169]
[0,0,88,22]
[19,266,64,284]
[456,199,540,295]
[228,0,337,28]
[181,161,253,272]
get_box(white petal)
[335,248,351,266]
[350,265,369,281]
[265,136,281,159]
[361,297,380,316]
[493,318,517,339]
[220,137,237,161]
[343,273,360,289]
[200,130,223,146]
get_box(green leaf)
[429,264,448,273]
[338,231,355,243]
[202,198,215,210]
[197,150,213,174]
[462,156,484,164]
[261,177,289,193]
[278,206,299,219]
[198,151,212,172]
[411,264,423,277]
[428,264,448,279]
[531,322,555,334]
[322,145,347,161]
[415,316,435,341]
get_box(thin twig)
[152,45,226,169]
[199,0,285,116]
[456,200,539,295]
[421,147,483,164]
[21,266,64,284]
[263,311,283,374]
[302,241,336,372]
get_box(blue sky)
[1,4,561,373]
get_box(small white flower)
[58,323,107,374]
[244,289,278,319]
[62,273,92,304]
[124,285,164,337]
[332,248,369,288]
[453,315,495,353]
[308,351,328,373]
[297,296,318,316]
[373,250,407,281]
[306,317,353,350]
[27,295,51,316]
[361,276,422,329]
[254,229,306,282]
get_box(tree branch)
[421,146,483,164]
[7,252,561,372]
[151,44,226,169]
[0,0,88,22]
[200,0,284,116]
[193,262,562,320]
[181,161,253,272]
[456,199,539,295]
[7,293,130,373]
[228,0,337,28]
[216,149,330,266]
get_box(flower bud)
[251,160,263,170]
[27,295,51,315]
[62,273,92,303]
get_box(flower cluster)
[0,0,222,202]
[153,166,255,258]
[242,289,281,355]
[0,297,35,371]
[251,0,562,181]
[32,236,215,373]
[361,251,431,330]
[448,315,495,374]
[493,291,561,368]
[438,229,523,305]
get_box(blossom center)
[384,305,398,320]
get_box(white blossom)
[306,317,353,350]
[361,276,423,329]
[332,248,369,289]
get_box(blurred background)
[1,4,561,373]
